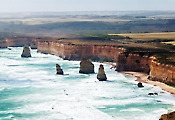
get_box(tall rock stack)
[97,64,107,81]
[79,58,94,74]
[56,64,64,75]
[21,45,32,58]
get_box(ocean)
[0,47,175,120]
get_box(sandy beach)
[122,71,175,96]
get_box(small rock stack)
[79,58,94,74]
[56,64,64,75]
[21,45,32,58]
[97,64,107,81]
[137,82,144,88]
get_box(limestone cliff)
[148,56,175,84]
[117,53,150,74]
[37,41,124,61]
[0,37,36,48]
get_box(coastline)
[121,71,175,96]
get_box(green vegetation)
[166,82,175,88]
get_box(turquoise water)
[0,47,175,120]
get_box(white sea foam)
[0,47,175,120]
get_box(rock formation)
[30,41,37,49]
[21,45,32,58]
[56,64,64,75]
[79,58,94,74]
[137,82,144,87]
[97,64,107,81]
[159,111,175,120]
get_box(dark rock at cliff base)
[97,64,107,81]
[159,111,175,120]
[137,82,144,87]
[21,45,31,58]
[79,58,94,74]
[56,64,64,75]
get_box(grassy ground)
[109,32,175,41]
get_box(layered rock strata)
[79,58,94,74]
[148,56,175,84]
[56,64,64,75]
[97,64,107,81]
[21,45,32,58]
[37,41,124,61]
[117,53,150,74]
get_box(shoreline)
[121,71,175,96]
[103,61,175,96]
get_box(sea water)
[0,47,175,120]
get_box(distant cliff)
[0,37,34,48]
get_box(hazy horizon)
[0,0,175,13]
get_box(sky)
[0,0,175,12]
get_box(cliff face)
[149,57,175,84]
[117,53,150,74]
[37,41,124,61]
[0,37,36,48]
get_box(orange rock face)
[149,57,175,84]
[117,53,150,74]
[0,37,36,48]
[159,111,175,120]
[37,41,124,61]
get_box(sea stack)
[21,45,32,58]
[79,58,94,74]
[30,41,37,49]
[97,64,107,81]
[159,111,175,120]
[56,64,64,75]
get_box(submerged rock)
[137,82,144,87]
[79,58,94,74]
[159,111,175,120]
[148,92,158,96]
[21,45,31,58]
[97,64,107,81]
[56,64,64,75]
